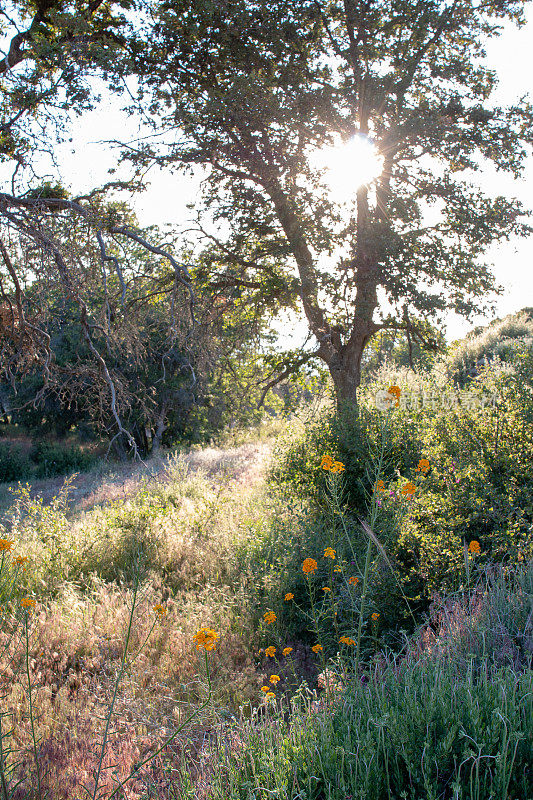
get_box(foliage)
[198,658,533,800]
[263,356,533,643]
[443,307,533,387]
[121,0,533,402]
[0,414,531,798]
[0,219,298,456]
[361,321,447,378]
[189,562,533,800]
[0,442,32,483]
[30,442,95,478]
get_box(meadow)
[0,348,531,800]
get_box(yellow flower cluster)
[320,455,345,473]
[312,644,323,653]
[468,540,481,554]
[401,482,416,497]
[374,480,385,493]
[193,628,220,652]
[323,547,336,559]
[348,576,359,586]
[0,539,14,553]
[321,587,331,593]
[415,458,430,474]
[302,558,318,575]
[339,635,356,646]
[263,610,277,624]
[153,603,167,617]
[371,612,380,621]
[265,646,276,657]
[20,597,36,612]
[269,674,280,685]
[282,647,293,656]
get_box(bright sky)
[33,8,533,346]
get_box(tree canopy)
[2,0,533,455]
[119,0,533,406]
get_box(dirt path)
[0,441,272,517]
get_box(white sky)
[26,8,533,346]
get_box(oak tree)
[124,0,533,407]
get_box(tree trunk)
[327,329,375,414]
[112,434,129,462]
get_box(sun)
[308,134,384,202]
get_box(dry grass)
[0,439,275,798]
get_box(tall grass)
[0,446,274,798]
[190,561,533,800]
[0,420,531,799]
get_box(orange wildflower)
[321,455,334,470]
[302,558,318,575]
[387,386,401,406]
[193,628,220,652]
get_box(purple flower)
[377,500,382,507]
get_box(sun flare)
[308,134,384,202]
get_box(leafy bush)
[0,442,32,483]
[260,357,533,647]
[30,441,95,478]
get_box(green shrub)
[0,442,32,483]
[259,359,533,650]
[30,441,95,478]
[444,308,533,387]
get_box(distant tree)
[0,207,292,454]
[0,1,198,456]
[122,0,533,409]
[361,320,446,378]
[1,1,303,453]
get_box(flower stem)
[25,612,42,800]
